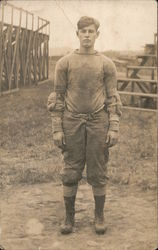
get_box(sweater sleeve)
[47,57,67,133]
[103,58,122,132]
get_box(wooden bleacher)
[0,2,50,95]
[117,34,157,111]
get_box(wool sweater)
[47,50,122,132]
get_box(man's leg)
[86,110,109,234]
[60,184,78,234]
[92,186,106,234]
[60,111,86,234]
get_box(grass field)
[0,79,157,190]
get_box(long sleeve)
[47,57,67,133]
[104,59,122,132]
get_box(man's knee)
[92,185,106,196]
[87,172,109,187]
[61,168,81,186]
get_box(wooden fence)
[117,33,157,111]
[0,1,50,95]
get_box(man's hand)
[106,130,119,147]
[53,131,65,148]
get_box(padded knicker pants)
[61,109,109,187]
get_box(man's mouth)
[83,39,91,42]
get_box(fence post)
[0,1,4,95]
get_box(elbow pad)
[47,92,65,112]
[107,91,122,118]
[47,92,57,111]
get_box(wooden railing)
[117,34,157,111]
[0,1,50,95]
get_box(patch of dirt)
[0,182,157,250]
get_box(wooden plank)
[6,2,33,15]
[151,56,155,81]
[28,31,33,85]
[32,31,38,84]
[0,88,19,96]
[42,41,46,79]
[7,7,14,90]
[130,56,148,78]
[3,26,11,86]
[19,29,25,84]
[36,33,39,82]
[135,82,150,93]
[38,17,48,23]
[46,39,49,79]
[23,30,33,85]
[113,59,128,65]
[15,29,21,89]
[118,91,158,98]
[35,21,50,33]
[29,16,33,84]
[131,82,135,105]
[48,23,50,36]
[37,78,50,85]
[14,9,22,89]
[122,106,157,112]
[21,28,29,85]
[8,9,22,90]
[40,35,44,80]
[118,55,149,89]
[39,39,42,81]
[2,2,50,88]
[43,40,46,79]
[118,77,157,84]
[154,33,157,51]
[2,21,50,33]
[32,14,34,31]
[137,54,157,58]
[32,32,36,83]
[118,78,157,92]
[28,50,31,85]
[38,29,42,81]
[3,22,33,31]
[0,2,4,94]
[26,11,28,29]
[29,15,34,84]
[127,66,157,70]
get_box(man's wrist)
[53,128,63,134]
[51,115,63,134]
[109,121,119,132]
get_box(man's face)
[77,24,99,49]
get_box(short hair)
[77,16,100,31]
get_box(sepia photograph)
[0,0,157,249]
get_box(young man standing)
[47,16,122,234]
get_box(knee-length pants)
[61,109,109,187]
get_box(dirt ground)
[0,80,157,250]
[1,182,157,250]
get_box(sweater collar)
[74,49,99,55]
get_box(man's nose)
[85,31,89,37]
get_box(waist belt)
[65,105,105,120]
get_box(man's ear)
[96,30,100,38]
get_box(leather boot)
[94,195,106,234]
[60,196,75,234]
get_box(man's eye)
[80,29,95,33]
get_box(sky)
[2,0,157,52]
